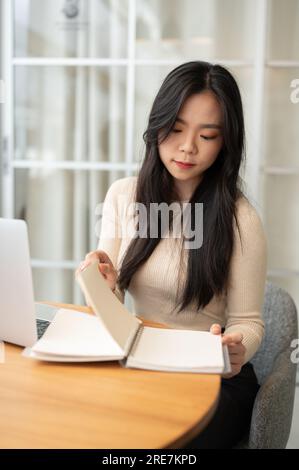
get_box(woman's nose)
[179,135,197,155]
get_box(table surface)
[0,302,220,449]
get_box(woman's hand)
[75,250,118,292]
[210,324,246,379]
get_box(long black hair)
[117,61,245,314]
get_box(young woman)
[76,61,267,449]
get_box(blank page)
[31,309,124,358]
[126,326,224,372]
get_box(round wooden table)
[0,303,220,449]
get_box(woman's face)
[158,90,224,200]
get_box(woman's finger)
[94,250,113,264]
[79,251,111,272]
[228,343,245,355]
[82,250,111,266]
[98,262,109,274]
[98,262,116,278]
[84,252,99,263]
[222,332,243,345]
[209,323,222,335]
[98,262,117,290]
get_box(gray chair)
[235,281,298,449]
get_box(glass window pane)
[264,68,299,166]
[136,0,257,61]
[267,0,299,61]
[264,68,299,167]
[33,268,75,303]
[15,168,128,261]
[15,66,126,163]
[14,0,129,58]
[262,175,299,271]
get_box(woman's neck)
[173,175,203,201]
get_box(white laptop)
[0,218,59,347]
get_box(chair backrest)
[251,281,298,384]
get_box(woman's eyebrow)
[175,116,222,129]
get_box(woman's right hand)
[75,250,118,292]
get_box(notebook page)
[126,326,224,370]
[22,348,122,363]
[31,309,124,358]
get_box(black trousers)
[183,362,260,449]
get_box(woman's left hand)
[210,324,246,379]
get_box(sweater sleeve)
[224,198,267,364]
[97,179,125,304]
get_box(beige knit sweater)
[97,176,267,364]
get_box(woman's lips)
[174,160,195,169]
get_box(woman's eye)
[171,129,218,139]
[201,135,217,140]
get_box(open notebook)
[23,261,231,374]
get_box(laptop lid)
[0,218,38,346]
